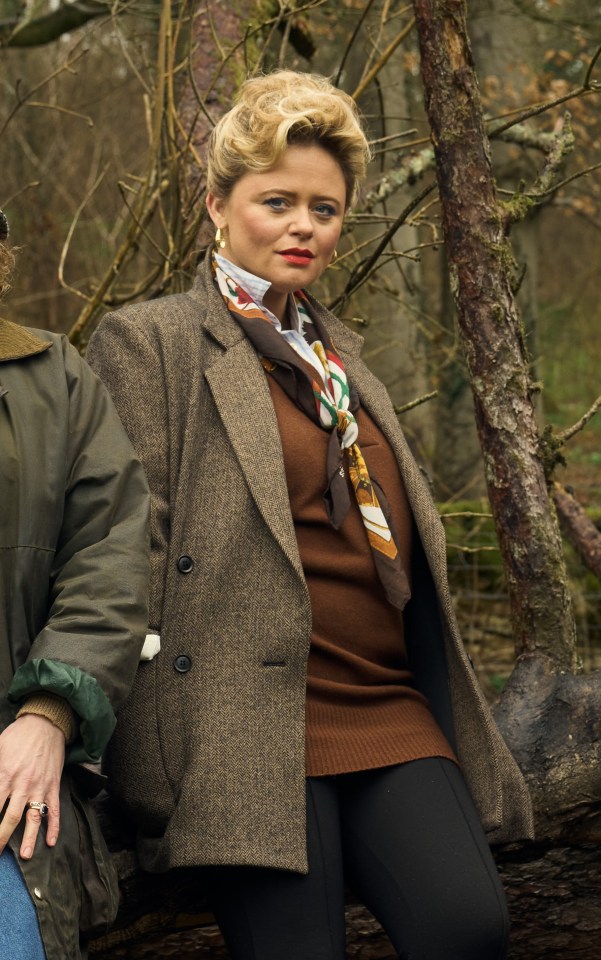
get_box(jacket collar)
[187,254,365,358]
[0,318,52,362]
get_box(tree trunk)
[412,0,576,668]
[410,2,601,955]
[174,0,268,257]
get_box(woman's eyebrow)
[257,188,342,206]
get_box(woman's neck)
[263,288,290,329]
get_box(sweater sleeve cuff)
[8,659,116,763]
[16,693,74,742]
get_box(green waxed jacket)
[0,317,150,958]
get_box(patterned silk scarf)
[213,257,411,611]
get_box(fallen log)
[89,779,601,959]
[87,844,601,960]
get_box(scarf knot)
[336,410,358,448]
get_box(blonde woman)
[88,72,532,960]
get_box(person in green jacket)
[0,210,150,959]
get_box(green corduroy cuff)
[8,658,116,763]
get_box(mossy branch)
[393,390,438,415]
[536,395,601,485]
[500,113,575,226]
[557,395,601,445]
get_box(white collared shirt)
[215,254,326,382]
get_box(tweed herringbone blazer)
[87,256,533,874]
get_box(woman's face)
[206,144,347,322]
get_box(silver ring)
[28,801,49,817]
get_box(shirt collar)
[215,253,312,335]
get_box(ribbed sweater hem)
[305,698,457,777]
[306,747,458,778]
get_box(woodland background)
[1,0,601,956]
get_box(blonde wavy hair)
[206,71,371,208]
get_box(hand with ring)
[0,714,65,859]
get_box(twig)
[553,482,601,582]
[446,544,499,554]
[104,263,165,307]
[352,18,415,101]
[58,167,109,303]
[116,181,171,262]
[330,180,437,310]
[342,317,369,327]
[440,511,493,520]
[334,0,378,86]
[369,129,418,146]
[583,43,601,89]
[501,114,577,225]
[487,85,596,139]
[277,10,293,69]
[2,180,40,206]
[394,390,438,414]
[68,0,175,344]
[364,147,435,209]
[496,123,556,153]
[523,161,601,201]
[556,395,601,445]
[0,46,88,138]
[25,101,94,126]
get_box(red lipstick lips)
[278,248,315,265]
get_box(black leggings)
[207,758,509,960]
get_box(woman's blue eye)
[264,198,286,209]
[315,204,336,218]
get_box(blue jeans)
[0,850,46,959]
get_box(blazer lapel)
[200,299,304,579]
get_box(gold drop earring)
[215,227,227,249]
[329,249,339,266]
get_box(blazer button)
[174,654,192,673]
[177,555,194,574]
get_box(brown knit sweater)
[267,375,456,777]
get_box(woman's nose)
[289,208,313,236]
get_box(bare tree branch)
[351,16,415,101]
[557,395,601,445]
[553,483,601,582]
[393,390,437,415]
[330,179,436,310]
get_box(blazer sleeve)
[86,311,170,639]
[8,338,150,763]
